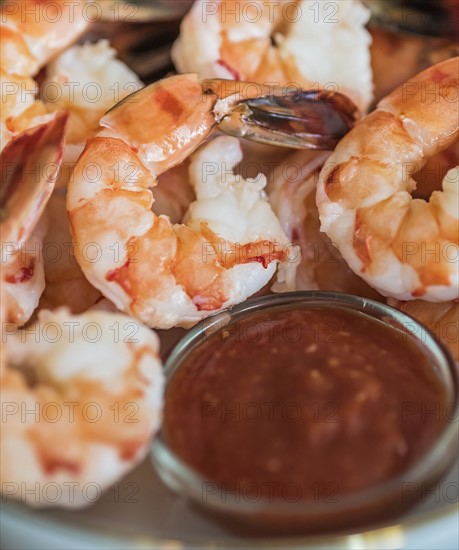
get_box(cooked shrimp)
[68,130,293,328]
[172,0,373,114]
[0,308,163,508]
[317,58,459,302]
[67,74,359,328]
[388,299,459,363]
[66,74,312,328]
[1,113,68,325]
[0,0,88,149]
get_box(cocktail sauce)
[164,304,449,501]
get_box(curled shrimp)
[0,0,88,149]
[67,74,356,329]
[1,113,68,325]
[172,0,373,114]
[0,308,163,508]
[317,58,459,302]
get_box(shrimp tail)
[102,75,359,170]
[216,88,359,150]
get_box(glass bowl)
[150,291,458,535]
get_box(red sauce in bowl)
[164,304,449,502]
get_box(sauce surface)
[164,305,448,501]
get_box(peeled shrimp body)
[0,308,163,508]
[67,74,301,329]
[317,58,459,302]
[172,0,373,114]
[0,0,87,148]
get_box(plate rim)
[1,497,458,549]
